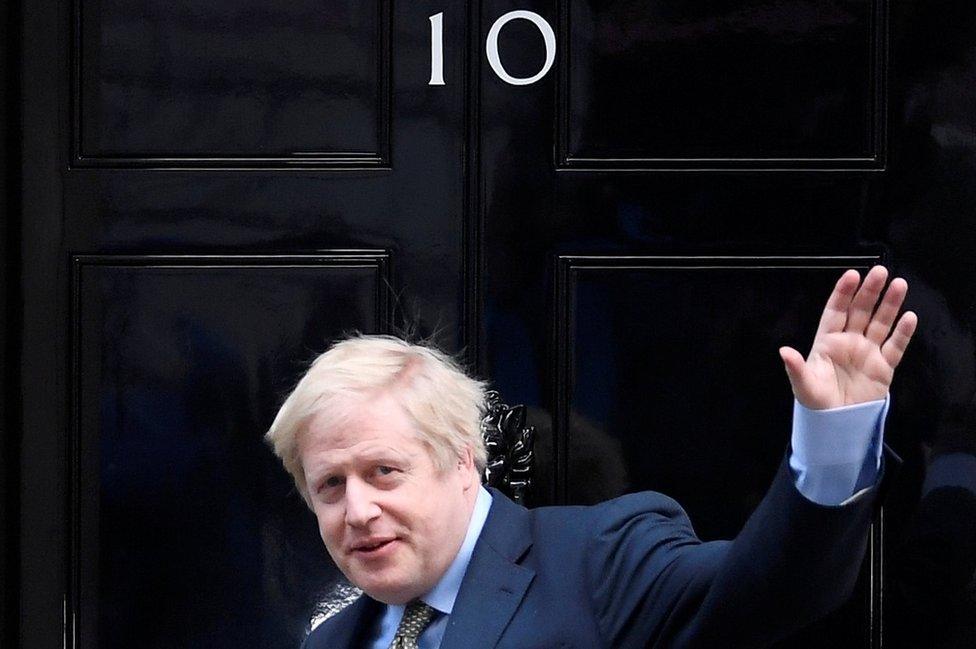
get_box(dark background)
[3,1,975,647]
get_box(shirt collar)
[420,485,493,615]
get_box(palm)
[780,267,918,410]
[803,333,893,406]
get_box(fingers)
[779,346,808,398]
[881,311,918,368]
[865,277,908,344]
[816,269,860,336]
[844,265,888,334]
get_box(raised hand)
[779,266,918,410]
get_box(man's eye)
[376,466,397,476]
[323,476,343,489]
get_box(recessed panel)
[562,1,883,168]
[555,257,878,647]
[76,0,389,165]
[72,255,390,649]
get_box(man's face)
[298,391,479,605]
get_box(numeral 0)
[429,11,556,86]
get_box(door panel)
[72,255,389,648]
[76,0,390,165]
[561,0,884,168]
[555,259,872,511]
[554,258,880,647]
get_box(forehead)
[298,392,423,460]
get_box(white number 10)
[429,10,557,86]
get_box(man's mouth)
[352,538,397,555]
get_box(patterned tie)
[388,600,437,649]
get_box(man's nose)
[344,478,381,527]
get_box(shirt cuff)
[789,395,889,506]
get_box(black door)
[5,1,975,648]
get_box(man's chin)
[344,563,421,605]
[354,579,422,606]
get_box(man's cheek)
[318,522,341,553]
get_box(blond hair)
[266,335,488,503]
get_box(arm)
[706,267,917,643]
[594,267,917,648]
[590,452,895,649]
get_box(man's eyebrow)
[305,460,339,483]
[355,446,411,462]
[309,445,411,474]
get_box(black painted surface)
[1,0,22,645]
[558,263,857,511]
[563,1,881,165]
[8,0,976,647]
[73,258,388,648]
[76,0,390,165]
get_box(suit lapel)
[440,489,535,649]
[309,594,383,649]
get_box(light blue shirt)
[369,397,889,648]
[369,486,493,649]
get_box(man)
[266,266,917,648]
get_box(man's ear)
[457,447,478,488]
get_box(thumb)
[778,346,807,397]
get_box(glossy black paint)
[560,1,885,168]
[554,259,873,509]
[7,0,976,647]
[75,0,392,166]
[72,255,389,648]
[1,0,22,646]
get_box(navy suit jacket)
[304,455,886,649]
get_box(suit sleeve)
[586,450,892,649]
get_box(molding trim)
[555,1,888,172]
[65,251,392,648]
[551,255,883,645]
[70,2,393,169]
